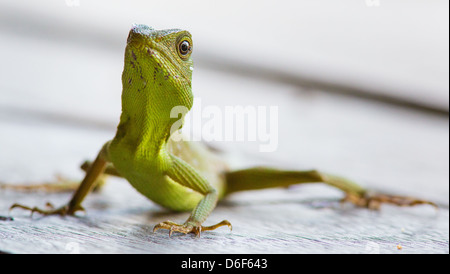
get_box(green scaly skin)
[10,25,436,237]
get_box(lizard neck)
[110,59,193,158]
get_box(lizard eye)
[177,39,192,59]
[179,41,190,54]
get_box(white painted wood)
[0,1,447,254]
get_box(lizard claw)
[153,220,232,237]
[342,191,437,210]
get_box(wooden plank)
[0,1,448,254]
[0,71,448,253]
[0,0,448,111]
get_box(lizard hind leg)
[1,177,83,193]
[224,168,436,209]
[1,160,119,194]
[9,143,111,217]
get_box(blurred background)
[0,0,448,253]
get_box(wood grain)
[0,1,448,254]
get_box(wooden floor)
[0,1,448,254]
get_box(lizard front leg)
[153,154,231,237]
[10,142,111,216]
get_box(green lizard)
[10,25,435,237]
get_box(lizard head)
[122,24,194,112]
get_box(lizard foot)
[153,220,232,237]
[9,202,84,217]
[342,192,437,210]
